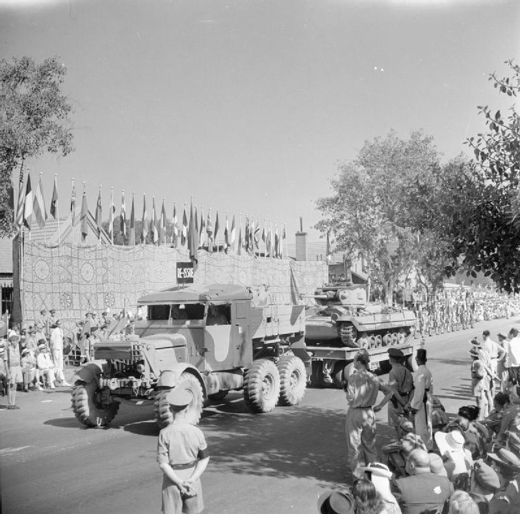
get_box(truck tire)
[154,372,204,429]
[71,381,119,428]
[243,359,280,413]
[277,355,306,406]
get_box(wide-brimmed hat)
[361,462,393,479]
[498,332,507,340]
[470,337,481,346]
[473,459,500,493]
[317,491,356,514]
[7,330,19,341]
[429,453,448,476]
[487,448,520,473]
[435,430,465,454]
[469,347,480,358]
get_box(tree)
[414,61,520,293]
[316,130,442,303]
[0,56,74,236]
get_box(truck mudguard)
[157,363,206,395]
[74,361,107,384]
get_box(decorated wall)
[21,242,327,336]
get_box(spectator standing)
[482,331,506,395]
[157,388,209,514]
[409,349,434,449]
[35,309,49,337]
[392,448,453,514]
[6,330,22,409]
[470,345,493,420]
[344,349,392,479]
[504,329,520,386]
[374,348,414,439]
[0,342,8,396]
[49,320,71,387]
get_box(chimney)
[295,217,307,261]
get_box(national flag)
[244,218,249,253]
[181,205,188,246]
[274,226,280,258]
[224,213,229,251]
[280,225,286,258]
[159,199,167,245]
[70,180,76,227]
[262,223,266,245]
[120,191,127,240]
[33,174,47,229]
[141,194,148,244]
[128,194,136,246]
[15,176,25,231]
[266,224,272,256]
[172,203,178,247]
[23,174,33,230]
[80,189,89,242]
[151,197,158,244]
[206,209,213,252]
[108,188,115,241]
[230,215,236,251]
[326,230,332,262]
[237,226,242,256]
[253,220,260,249]
[95,189,103,237]
[188,201,198,263]
[199,206,206,248]
[7,183,14,223]
[214,211,220,252]
[50,174,59,219]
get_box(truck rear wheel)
[154,372,204,429]
[277,355,306,406]
[243,359,280,413]
[71,381,119,428]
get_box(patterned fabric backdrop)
[22,243,327,336]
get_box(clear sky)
[1,0,519,241]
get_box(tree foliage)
[0,56,74,236]
[316,130,444,302]
[413,61,520,293]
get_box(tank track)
[339,324,360,348]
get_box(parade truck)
[303,283,417,388]
[71,284,308,428]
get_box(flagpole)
[284,223,288,260]
[55,174,60,246]
[71,178,75,245]
[83,181,86,245]
[40,173,47,245]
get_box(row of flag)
[12,173,288,258]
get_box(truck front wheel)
[277,355,306,406]
[71,381,119,428]
[243,359,280,413]
[154,372,204,429]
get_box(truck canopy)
[137,283,253,305]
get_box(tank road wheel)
[339,323,358,347]
[154,372,204,429]
[71,381,119,428]
[243,359,280,413]
[375,335,383,348]
[277,355,307,406]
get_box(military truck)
[303,283,417,388]
[71,284,308,428]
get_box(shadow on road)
[436,377,473,403]
[429,358,469,367]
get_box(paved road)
[1,316,518,514]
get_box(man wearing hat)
[497,333,509,393]
[344,349,392,479]
[409,349,434,449]
[157,388,209,514]
[49,320,71,387]
[36,341,57,389]
[392,448,453,514]
[6,330,23,409]
[482,330,506,395]
[469,459,501,514]
[435,430,473,487]
[486,448,520,507]
[374,348,414,439]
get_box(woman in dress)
[157,388,209,514]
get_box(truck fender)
[74,361,107,384]
[157,364,207,396]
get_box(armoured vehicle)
[71,283,308,428]
[303,283,416,387]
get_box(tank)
[304,283,416,349]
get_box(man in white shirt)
[49,320,71,387]
[482,330,506,394]
[505,328,520,386]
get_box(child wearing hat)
[157,388,209,514]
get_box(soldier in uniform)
[344,349,392,479]
[409,349,434,450]
[157,388,210,514]
[374,348,414,439]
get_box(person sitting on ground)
[352,478,387,514]
[391,448,453,514]
[382,432,427,479]
[429,453,448,478]
[20,348,39,392]
[469,459,501,514]
[361,463,402,514]
[458,405,492,457]
[435,430,473,490]
[482,392,510,438]
[36,341,56,389]
[447,491,479,514]
[447,416,485,460]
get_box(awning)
[0,278,13,288]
